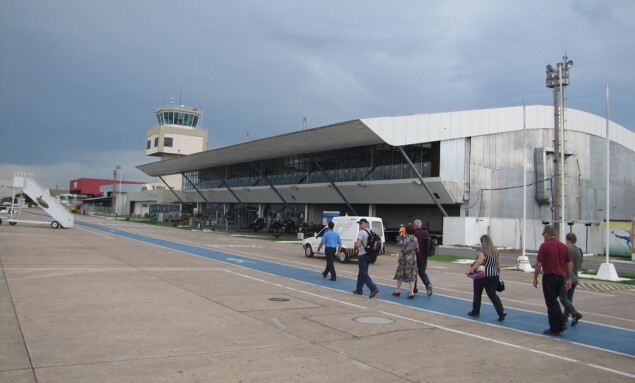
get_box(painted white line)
[380,309,635,378]
[74,225,116,239]
[226,258,256,264]
[73,225,635,331]
[583,312,635,324]
[270,318,286,330]
[80,225,635,363]
[8,270,104,281]
[445,271,617,297]
[430,283,635,327]
[206,244,263,249]
[97,230,635,328]
[220,268,635,379]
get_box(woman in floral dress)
[393,224,419,298]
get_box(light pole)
[545,56,573,242]
[118,166,123,216]
[113,165,122,216]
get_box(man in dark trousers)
[316,221,341,281]
[533,225,573,335]
[412,219,433,296]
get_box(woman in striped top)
[465,235,506,321]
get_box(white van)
[301,216,385,263]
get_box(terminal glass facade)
[184,142,439,190]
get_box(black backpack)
[364,229,382,255]
[425,235,437,257]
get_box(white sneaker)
[426,284,433,297]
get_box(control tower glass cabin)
[145,106,208,160]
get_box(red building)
[69,178,146,197]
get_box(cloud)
[1,0,633,189]
[0,150,154,190]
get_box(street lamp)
[113,165,122,216]
[545,56,573,242]
[118,166,123,194]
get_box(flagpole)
[605,86,610,264]
[597,85,619,281]
[517,101,533,272]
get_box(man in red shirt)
[533,225,573,335]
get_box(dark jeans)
[414,259,431,291]
[471,275,504,315]
[542,274,567,332]
[355,253,377,294]
[323,247,336,278]
[560,281,579,318]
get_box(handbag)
[496,279,505,292]
[467,262,485,279]
[468,269,485,279]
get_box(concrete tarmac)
[1,212,634,382]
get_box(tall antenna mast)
[545,55,573,241]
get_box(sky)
[1,0,634,189]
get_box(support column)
[397,146,448,217]
[181,172,209,203]
[310,156,358,216]
[158,176,183,203]
[249,162,287,206]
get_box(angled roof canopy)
[137,105,633,177]
[137,119,383,177]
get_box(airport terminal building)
[133,105,635,250]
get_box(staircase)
[13,172,74,228]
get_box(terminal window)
[186,142,440,190]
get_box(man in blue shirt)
[317,221,342,281]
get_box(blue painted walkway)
[79,221,635,357]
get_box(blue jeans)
[414,259,431,291]
[560,281,579,318]
[355,254,377,293]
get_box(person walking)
[392,224,418,299]
[412,219,433,296]
[316,221,341,281]
[352,218,379,298]
[465,235,506,321]
[398,224,406,238]
[533,225,573,336]
[562,232,583,326]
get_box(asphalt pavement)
[1,211,634,382]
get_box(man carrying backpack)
[353,218,380,298]
[413,219,433,296]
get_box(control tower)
[145,105,208,190]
